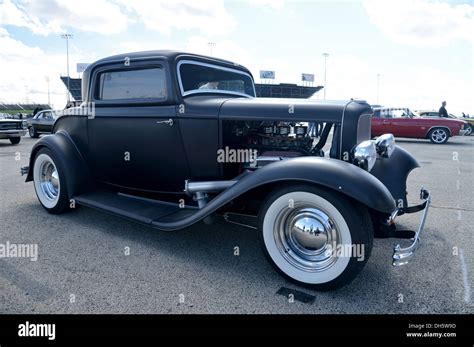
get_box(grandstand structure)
[61,77,322,101]
[0,103,51,115]
[255,83,322,98]
[60,77,82,101]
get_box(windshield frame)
[177,60,256,98]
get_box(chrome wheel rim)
[39,159,59,201]
[431,129,447,143]
[273,204,341,272]
[29,127,34,136]
[466,127,472,136]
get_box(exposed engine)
[223,120,326,171]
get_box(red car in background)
[372,107,468,144]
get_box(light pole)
[61,33,73,102]
[45,76,50,106]
[322,53,329,100]
[208,42,216,56]
[376,73,380,105]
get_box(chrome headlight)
[22,120,28,129]
[375,133,395,158]
[353,140,377,171]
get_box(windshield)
[178,60,255,98]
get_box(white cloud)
[116,0,237,36]
[0,0,238,36]
[0,0,130,35]
[363,0,474,46]
[0,28,92,108]
[247,0,286,10]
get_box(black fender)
[151,156,396,230]
[25,131,92,199]
[371,145,419,210]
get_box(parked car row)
[372,107,469,144]
[416,110,474,136]
[0,113,27,144]
[27,110,60,138]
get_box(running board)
[73,191,197,227]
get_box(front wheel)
[428,128,449,144]
[32,147,70,214]
[465,126,472,136]
[259,184,373,291]
[9,137,21,144]
[29,126,39,138]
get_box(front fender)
[236,157,397,213]
[371,145,419,210]
[25,131,92,199]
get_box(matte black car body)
[23,50,430,289]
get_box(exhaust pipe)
[184,180,237,196]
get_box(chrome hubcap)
[274,205,341,272]
[432,129,447,143]
[39,160,59,201]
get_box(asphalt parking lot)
[0,135,473,314]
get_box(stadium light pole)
[45,76,50,106]
[208,42,216,56]
[61,33,73,103]
[322,53,329,100]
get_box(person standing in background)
[438,101,448,118]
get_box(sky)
[0,0,472,114]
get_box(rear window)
[97,67,167,101]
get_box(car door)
[36,112,49,132]
[373,109,397,135]
[87,60,190,193]
[389,109,419,138]
[371,110,385,136]
[41,111,54,132]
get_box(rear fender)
[26,131,92,199]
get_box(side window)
[379,109,392,118]
[96,67,167,101]
[43,111,52,119]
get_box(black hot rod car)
[22,51,430,290]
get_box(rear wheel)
[32,148,70,214]
[259,184,373,291]
[9,137,21,145]
[428,128,449,144]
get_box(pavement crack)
[430,205,474,212]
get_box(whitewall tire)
[259,184,373,290]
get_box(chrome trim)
[375,133,395,158]
[176,60,256,98]
[392,189,431,266]
[353,140,377,171]
[39,159,59,202]
[156,118,174,126]
[274,205,341,272]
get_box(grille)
[0,122,20,130]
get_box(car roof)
[88,50,250,74]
